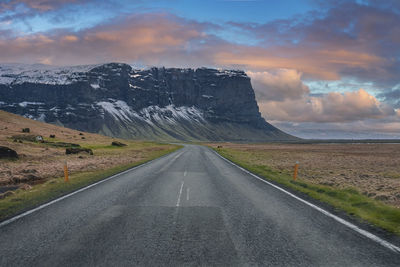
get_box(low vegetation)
[210,144,400,235]
[0,110,180,221]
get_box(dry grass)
[0,110,176,192]
[209,143,400,233]
[209,143,400,208]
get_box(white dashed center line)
[176,181,184,207]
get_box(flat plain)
[210,143,400,207]
[209,142,400,234]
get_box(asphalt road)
[1,145,400,266]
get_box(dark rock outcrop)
[0,63,296,141]
[66,147,93,155]
[111,141,127,147]
[12,174,41,184]
[0,146,18,159]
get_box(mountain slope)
[0,63,295,141]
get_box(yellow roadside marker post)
[64,160,69,182]
[293,161,299,181]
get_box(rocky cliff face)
[0,63,294,141]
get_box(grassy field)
[0,145,178,221]
[0,110,180,221]
[210,143,400,235]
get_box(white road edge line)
[174,152,183,161]
[157,151,184,174]
[176,181,185,207]
[187,188,190,201]
[0,149,182,228]
[212,149,400,253]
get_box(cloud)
[213,46,387,80]
[377,87,400,108]
[0,1,399,85]
[248,69,309,101]
[226,1,400,85]
[0,0,113,31]
[247,68,397,125]
[272,119,400,139]
[0,0,85,12]
[0,13,212,66]
[258,89,395,123]
[61,35,78,42]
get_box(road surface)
[1,145,400,266]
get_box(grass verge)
[0,145,180,222]
[213,147,400,235]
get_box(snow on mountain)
[0,62,293,141]
[139,105,205,124]
[96,100,139,122]
[96,99,204,125]
[0,63,100,85]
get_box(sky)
[0,0,399,139]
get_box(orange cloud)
[61,35,78,42]
[0,12,394,85]
[0,14,206,66]
[0,11,391,83]
[318,49,383,67]
[214,46,387,80]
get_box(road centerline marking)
[176,181,184,207]
[187,187,190,201]
[184,170,187,177]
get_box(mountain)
[0,63,295,141]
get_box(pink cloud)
[0,13,208,66]
[258,89,395,123]
[61,35,79,42]
[213,46,388,80]
[248,69,309,101]
[0,9,392,82]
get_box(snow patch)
[19,101,44,107]
[37,113,46,122]
[96,99,205,125]
[138,105,204,124]
[96,100,138,123]
[23,114,34,119]
[129,84,143,89]
[214,69,248,78]
[202,95,213,99]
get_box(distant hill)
[0,63,296,141]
